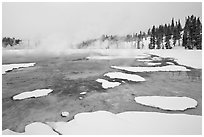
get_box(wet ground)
[2,52,202,132]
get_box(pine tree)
[195,17,202,49]
[172,21,178,46]
[165,24,172,49]
[149,26,156,49]
[177,19,182,46]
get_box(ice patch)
[145,62,161,66]
[3,122,58,135]
[79,92,87,95]
[13,89,53,100]
[96,79,121,89]
[2,63,35,74]
[134,96,197,111]
[61,112,70,117]
[111,65,190,72]
[104,72,145,82]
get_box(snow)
[96,79,121,89]
[61,112,70,117]
[3,111,201,135]
[111,65,190,72]
[166,62,175,65]
[137,59,152,62]
[2,63,35,74]
[13,89,53,100]
[134,96,197,111]
[146,62,161,66]
[46,111,201,135]
[152,57,162,61]
[3,122,58,135]
[149,50,202,69]
[79,92,87,95]
[104,72,145,82]
[86,54,150,60]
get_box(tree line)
[148,15,202,49]
[2,37,22,47]
[182,15,202,49]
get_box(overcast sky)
[2,2,202,42]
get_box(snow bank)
[134,96,197,111]
[96,79,121,89]
[104,72,145,82]
[3,122,58,135]
[47,111,201,135]
[13,89,53,100]
[3,111,201,135]
[111,65,190,72]
[2,63,35,74]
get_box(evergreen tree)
[195,17,202,49]
[177,19,183,46]
[165,24,172,49]
[149,26,156,49]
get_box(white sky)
[2,2,202,42]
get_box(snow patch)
[96,79,121,89]
[166,62,175,65]
[3,122,58,135]
[104,72,145,82]
[149,50,202,69]
[61,112,69,117]
[134,96,197,111]
[46,111,201,135]
[145,62,161,66]
[152,57,162,61]
[79,92,87,95]
[111,65,190,72]
[2,63,35,74]
[13,89,53,100]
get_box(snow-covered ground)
[3,122,58,135]
[111,65,190,72]
[96,79,121,89]
[134,96,197,111]
[104,72,146,82]
[2,63,35,74]
[13,89,53,100]
[3,110,201,135]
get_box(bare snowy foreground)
[2,49,202,134]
